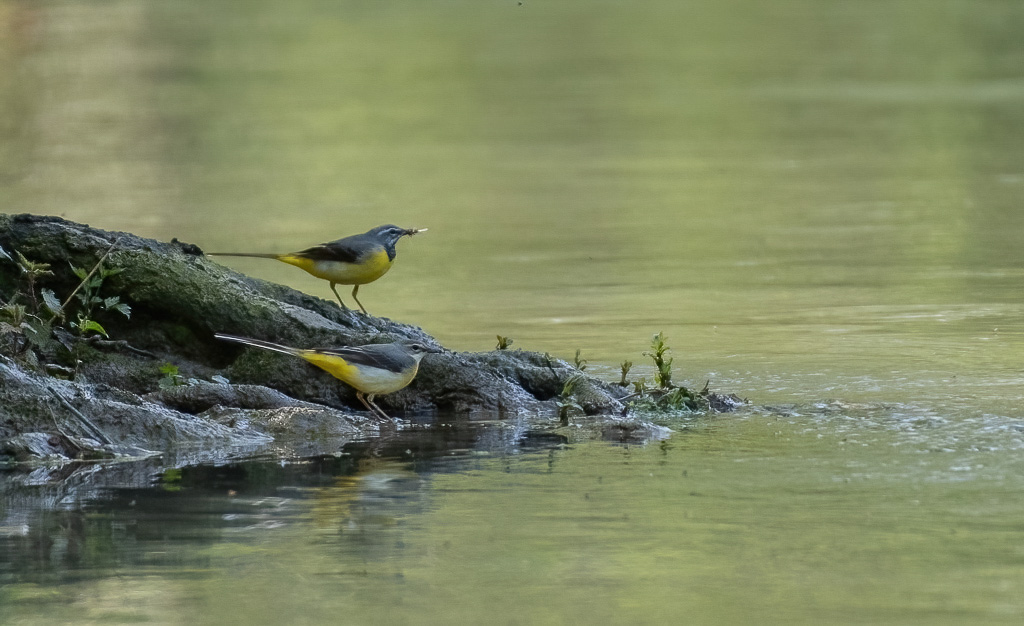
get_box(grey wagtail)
[214,333,439,420]
[208,224,426,314]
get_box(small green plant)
[660,386,699,411]
[3,252,64,362]
[160,467,183,491]
[556,374,585,425]
[15,251,53,315]
[67,262,131,337]
[0,301,28,327]
[643,332,673,389]
[573,348,588,371]
[619,360,633,386]
[496,335,514,350]
[617,333,723,415]
[3,242,133,371]
[158,363,185,389]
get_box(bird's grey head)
[400,340,442,361]
[369,224,427,250]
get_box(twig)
[83,335,157,359]
[46,385,113,445]
[618,387,676,402]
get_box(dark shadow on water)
[0,418,571,587]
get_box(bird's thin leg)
[329,282,348,309]
[365,394,393,420]
[357,392,391,420]
[351,284,368,314]
[355,391,378,417]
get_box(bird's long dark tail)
[207,252,281,259]
[214,333,302,357]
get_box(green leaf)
[23,317,54,350]
[16,252,51,277]
[0,245,11,262]
[112,302,131,318]
[77,318,108,337]
[158,363,179,376]
[40,288,63,316]
[1,303,27,324]
[100,267,123,278]
[103,296,120,309]
[70,263,87,280]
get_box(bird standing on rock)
[214,333,440,420]
[208,224,426,314]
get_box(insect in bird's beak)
[406,228,427,236]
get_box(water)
[3,0,1024,623]
[4,418,1024,624]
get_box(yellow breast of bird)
[279,248,393,285]
[302,353,420,395]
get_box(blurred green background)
[3,1,1024,623]
[3,1,1023,398]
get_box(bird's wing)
[315,345,411,373]
[292,236,375,264]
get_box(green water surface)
[2,0,1024,623]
